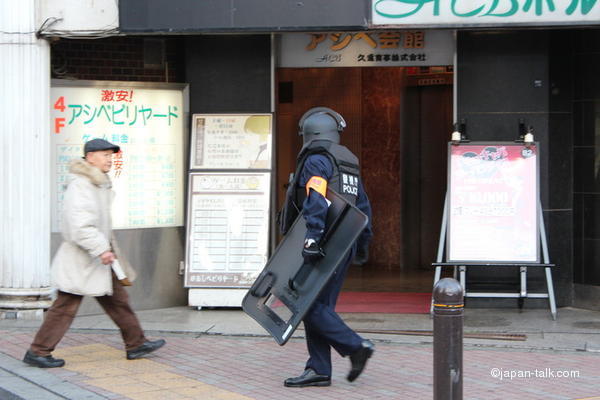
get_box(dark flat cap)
[84,138,120,154]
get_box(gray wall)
[120,0,368,32]
[184,35,272,114]
[572,30,600,304]
[457,30,573,306]
[51,228,187,315]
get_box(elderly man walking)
[23,139,165,368]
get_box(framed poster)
[185,173,271,288]
[50,80,188,231]
[190,114,272,170]
[447,142,540,263]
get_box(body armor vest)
[279,140,361,235]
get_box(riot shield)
[242,189,368,345]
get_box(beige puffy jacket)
[51,159,136,296]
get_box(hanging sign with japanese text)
[278,31,454,68]
[190,114,272,170]
[372,0,600,27]
[185,173,271,288]
[447,143,540,263]
[50,80,187,231]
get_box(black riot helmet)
[298,107,346,145]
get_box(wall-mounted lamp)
[516,119,534,147]
[524,126,534,148]
[451,125,461,143]
[450,119,468,145]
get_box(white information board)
[447,143,540,263]
[190,114,272,170]
[185,173,271,288]
[50,80,187,231]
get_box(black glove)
[302,238,325,264]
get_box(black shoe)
[347,340,375,382]
[23,350,65,368]
[126,339,166,360]
[284,368,331,387]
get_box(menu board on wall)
[190,114,272,170]
[185,173,271,288]
[447,143,540,263]
[50,80,187,231]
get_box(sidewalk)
[1,306,600,399]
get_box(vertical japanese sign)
[190,114,272,169]
[185,173,271,288]
[447,143,539,263]
[51,80,187,231]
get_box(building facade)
[1,0,599,314]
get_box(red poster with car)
[447,143,539,263]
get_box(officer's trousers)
[303,251,363,376]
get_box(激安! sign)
[372,0,600,27]
[50,80,187,231]
[278,31,454,68]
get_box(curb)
[0,353,104,400]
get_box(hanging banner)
[278,31,454,68]
[372,0,600,27]
[190,114,272,170]
[447,142,540,263]
[185,173,271,288]
[51,80,187,231]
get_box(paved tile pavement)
[1,328,599,400]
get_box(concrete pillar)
[0,0,52,314]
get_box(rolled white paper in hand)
[111,259,127,280]
[111,259,132,285]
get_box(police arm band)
[305,176,327,197]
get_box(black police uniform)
[282,139,373,379]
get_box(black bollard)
[433,278,463,400]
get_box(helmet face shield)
[298,107,345,145]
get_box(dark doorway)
[403,83,454,272]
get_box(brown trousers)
[30,274,146,356]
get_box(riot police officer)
[280,107,374,387]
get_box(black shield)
[242,189,368,345]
